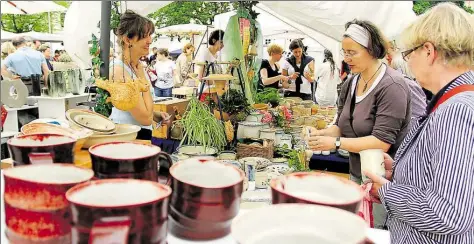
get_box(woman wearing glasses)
[365,3,474,243]
[306,19,412,229]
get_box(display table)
[0,171,390,244]
[2,104,38,135]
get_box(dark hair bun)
[115,10,154,45]
[208,30,225,45]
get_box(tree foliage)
[147,1,233,29]
[1,1,71,33]
[413,1,473,15]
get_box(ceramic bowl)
[218,160,242,170]
[238,157,272,171]
[176,145,218,157]
[322,151,331,156]
[21,123,93,152]
[82,124,141,149]
[169,158,245,240]
[8,134,77,166]
[266,164,291,175]
[270,172,364,213]
[218,151,237,160]
[232,204,367,244]
[66,109,116,133]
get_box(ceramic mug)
[3,164,93,243]
[89,142,174,185]
[270,172,364,213]
[168,158,245,240]
[66,179,172,244]
[255,171,269,189]
[7,134,76,166]
[359,149,385,182]
[244,160,257,181]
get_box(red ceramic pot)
[66,179,172,244]
[3,164,94,243]
[89,141,173,185]
[169,158,245,240]
[7,134,76,166]
[270,172,364,213]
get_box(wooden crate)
[152,124,169,139]
[153,98,189,124]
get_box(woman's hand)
[289,72,300,80]
[364,170,389,203]
[383,153,394,181]
[307,136,336,151]
[280,75,289,82]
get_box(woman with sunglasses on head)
[365,3,474,243]
[109,10,169,140]
[306,19,412,229]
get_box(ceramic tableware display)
[270,172,364,213]
[3,164,94,243]
[82,124,141,148]
[259,128,276,141]
[66,179,172,244]
[7,134,77,166]
[359,149,385,182]
[237,121,266,139]
[232,204,367,244]
[245,112,264,123]
[168,158,245,240]
[66,109,116,134]
[89,141,173,185]
[255,171,269,189]
[277,135,293,148]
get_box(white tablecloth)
[0,172,390,244]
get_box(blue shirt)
[4,47,46,77]
[379,71,474,244]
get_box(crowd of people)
[1,37,71,93]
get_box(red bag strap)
[432,85,474,112]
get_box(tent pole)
[99,1,111,79]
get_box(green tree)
[413,1,473,15]
[148,1,233,29]
[1,1,70,33]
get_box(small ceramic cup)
[255,171,269,189]
[244,160,257,181]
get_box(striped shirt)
[379,71,474,244]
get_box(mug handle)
[28,152,54,164]
[157,152,174,185]
[89,216,131,244]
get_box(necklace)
[361,63,383,92]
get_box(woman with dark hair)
[195,29,225,101]
[314,49,341,106]
[307,19,412,229]
[153,48,176,97]
[108,10,169,140]
[282,39,315,100]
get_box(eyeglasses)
[401,44,423,61]
[340,49,358,58]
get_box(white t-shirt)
[282,60,313,94]
[194,48,223,92]
[154,59,175,89]
[314,62,342,106]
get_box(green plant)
[275,145,309,172]
[180,97,227,150]
[221,89,251,116]
[254,88,281,106]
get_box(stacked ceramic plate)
[66,109,116,134]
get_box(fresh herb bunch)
[254,88,281,107]
[275,145,309,172]
[180,97,227,150]
[222,89,251,115]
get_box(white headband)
[344,24,370,48]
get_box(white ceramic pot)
[245,113,264,123]
[259,129,276,141]
[238,122,265,139]
[278,135,293,149]
[359,149,385,182]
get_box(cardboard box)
[153,98,189,124]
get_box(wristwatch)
[335,137,341,150]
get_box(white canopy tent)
[0,30,62,42]
[62,1,416,69]
[0,1,66,14]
